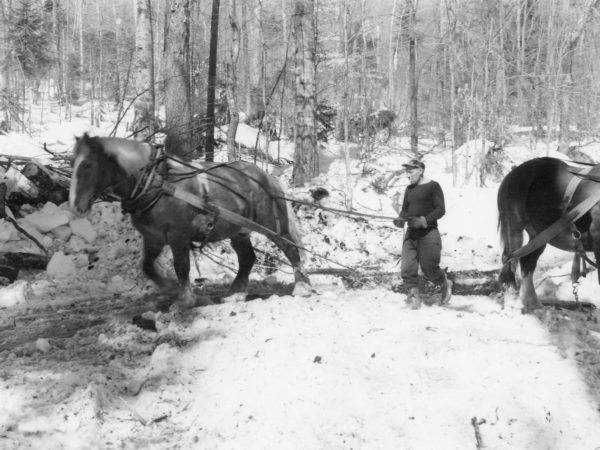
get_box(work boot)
[409,287,421,310]
[440,276,452,305]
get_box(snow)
[1,102,600,448]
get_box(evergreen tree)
[10,0,53,79]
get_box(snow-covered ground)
[1,100,600,449]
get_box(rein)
[121,145,168,214]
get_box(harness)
[505,164,600,265]
[119,147,305,254]
[121,145,168,214]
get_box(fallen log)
[20,160,69,205]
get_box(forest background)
[1,0,600,188]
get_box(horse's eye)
[79,161,92,171]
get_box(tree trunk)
[407,0,418,155]
[52,0,63,103]
[241,0,251,118]
[133,0,155,141]
[204,0,220,162]
[0,0,9,131]
[79,0,85,100]
[226,0,240,161]
[292,0,317,187]
[388,0,397,110]
[164,0,193,159]
[558,0,600,153]
[341,1,352,210]
[111,0,122,105]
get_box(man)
[393,159,452,309]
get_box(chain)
[572,280,580,304]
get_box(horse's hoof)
[195,295,214,306]
[222,292,247,303]
[292,281,312,297]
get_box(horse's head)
[70,134,155,215]
[69,134,106,216]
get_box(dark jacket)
[399,181,446,229]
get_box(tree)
[163,0,192,159]
[225,0,240,161]
[9,0,53,80]
[0,0,10,130]
[406,0,418,155]
[132,0,155,141]
[204,0,220,162]
[292,0,318,187]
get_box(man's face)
[407,167,423,185]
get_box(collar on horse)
[121,144,168,214]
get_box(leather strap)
[561,165,592,211]
[505,188,600,263]
[162,182,308,252]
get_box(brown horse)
[497,157,600,312]
[69,134,310,307]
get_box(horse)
[497,157,600,312]
[69,133,310,307]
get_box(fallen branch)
[471,416,485,449]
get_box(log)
[20,161,69,205]
[0,252,49,270]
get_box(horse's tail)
[497,174,512,258]
[284,196,305,260]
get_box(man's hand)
[393,217,406,228]
[407,216,427,229]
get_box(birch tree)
[292,0,318,187]
[226,0,240,161]
[132,0,155,140]
[164,0,192,158]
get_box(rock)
[263,275,279,286]
[46,251,77,279]
[41,235,53,248]
[67,235,86,252]
[0,280,28,307]
[35,338,51,353]
[107,275,136,292]
[24,210,70,233]
[52,225,72,241]
[70,218,97,243]
[0,219,18,242]
[29,279,53,297]
[14,220,46,245]
[292,281,312,297]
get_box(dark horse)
[69,134,310,307]
[498,157,600,312]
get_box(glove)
[393,217,406,228]
[407,216,427,229]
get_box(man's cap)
[402,159,425,170]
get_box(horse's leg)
[499,223,521,291]
[142,235,173,289]
[167,231,205,308]
[499,219,522,309]
[519,244,545,313]
[271,233,311,296]
[222,234,255,303]
[588,204,600,285]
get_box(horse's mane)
[78,134,150,176]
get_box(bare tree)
[406,0,418,155]
[132,0,155,140]
[204,0,220,162]
[226,0,240,161]
[0,0,10,130]
[292,0,317,187]
[164,0,192,158]
[557,0,600,152]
